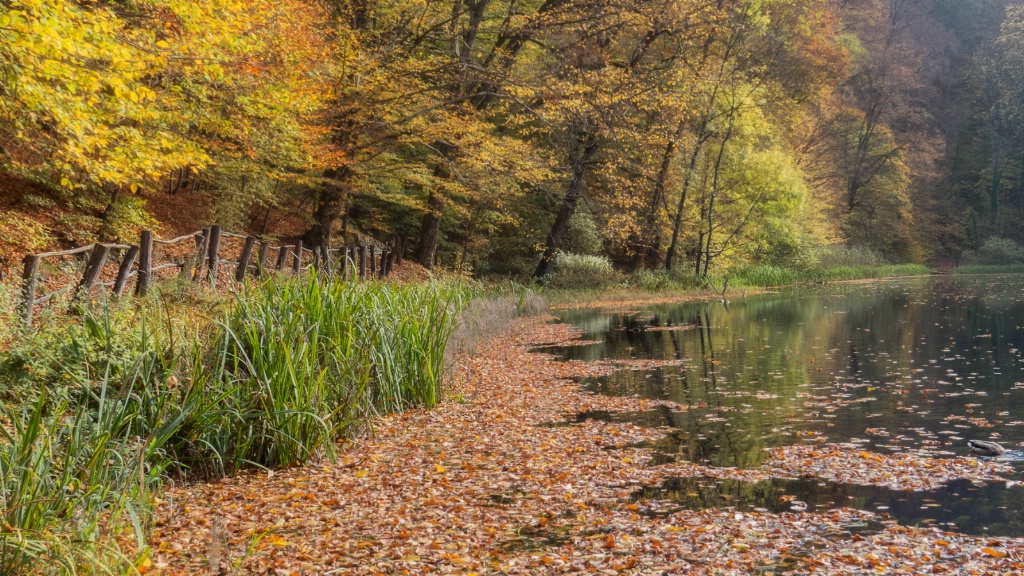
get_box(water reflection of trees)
[557,277,1024,466]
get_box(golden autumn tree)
[0,0,338,240]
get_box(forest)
[3,0,1024,283]
[8,2,1024,574]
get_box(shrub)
[965,237,1024,265]
[809,245,885,268]
[545,252,615,289]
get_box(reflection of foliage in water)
[555,276,1024,477]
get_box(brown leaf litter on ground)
[149,319,1024,575]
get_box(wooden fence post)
[312,246,322,274]
[384,246,396,277]
[113,246,139,297]
[236,236,256,282]
[320,244,332,277]
[206,225,222,285]
[395,237,405,265]
[192,228,209,283]
[358,246,367,279]
[292,240,303,275]
[20,254,40,327]
[74,244,110,302]
[256,241,269,277]
[338,247,349,278]
[368,246,376,280]
[136,230,154,296]
[275,246,288,271]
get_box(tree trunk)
[702,121,734,277]
[989,106,1003,228]
[534,131,599,279]
[416,190,445,268]
[308,167,351,248]
[632,121,685,270]
[101,185,120,223]
[665,133,710,272]
[457,199,487,271]
[694,230,704,276]
[416,141,457,268]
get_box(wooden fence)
[18,226,407,327]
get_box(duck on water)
[968,440,1007,456]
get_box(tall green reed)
[1,275,470,573]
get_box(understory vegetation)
[541,245,931,293]
[0,276,483,573]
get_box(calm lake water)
[551,275,1024,537]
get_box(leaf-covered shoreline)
[150,319,1024,574]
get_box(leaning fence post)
[235,236,256,282]
[113,245,139,297]
[192,228,209,283]
[206,225,222,285]
[136,231,154,296]
[74,244,110,303]
[256,241,269,277]
[292,240,303,275]
[20,254,40,327]
[312,245,322,275]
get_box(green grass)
[730,263,931,287]
[540,263,931,304]
[0,275,472,573]
[952,264,1024,275]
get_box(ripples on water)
[550,275,1024,536]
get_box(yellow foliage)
[0,0,338,191]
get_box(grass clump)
[1,396,161,574]
[0,275,472,573]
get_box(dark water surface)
[550,275,1024,536]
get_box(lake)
[550,275,1024,537]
